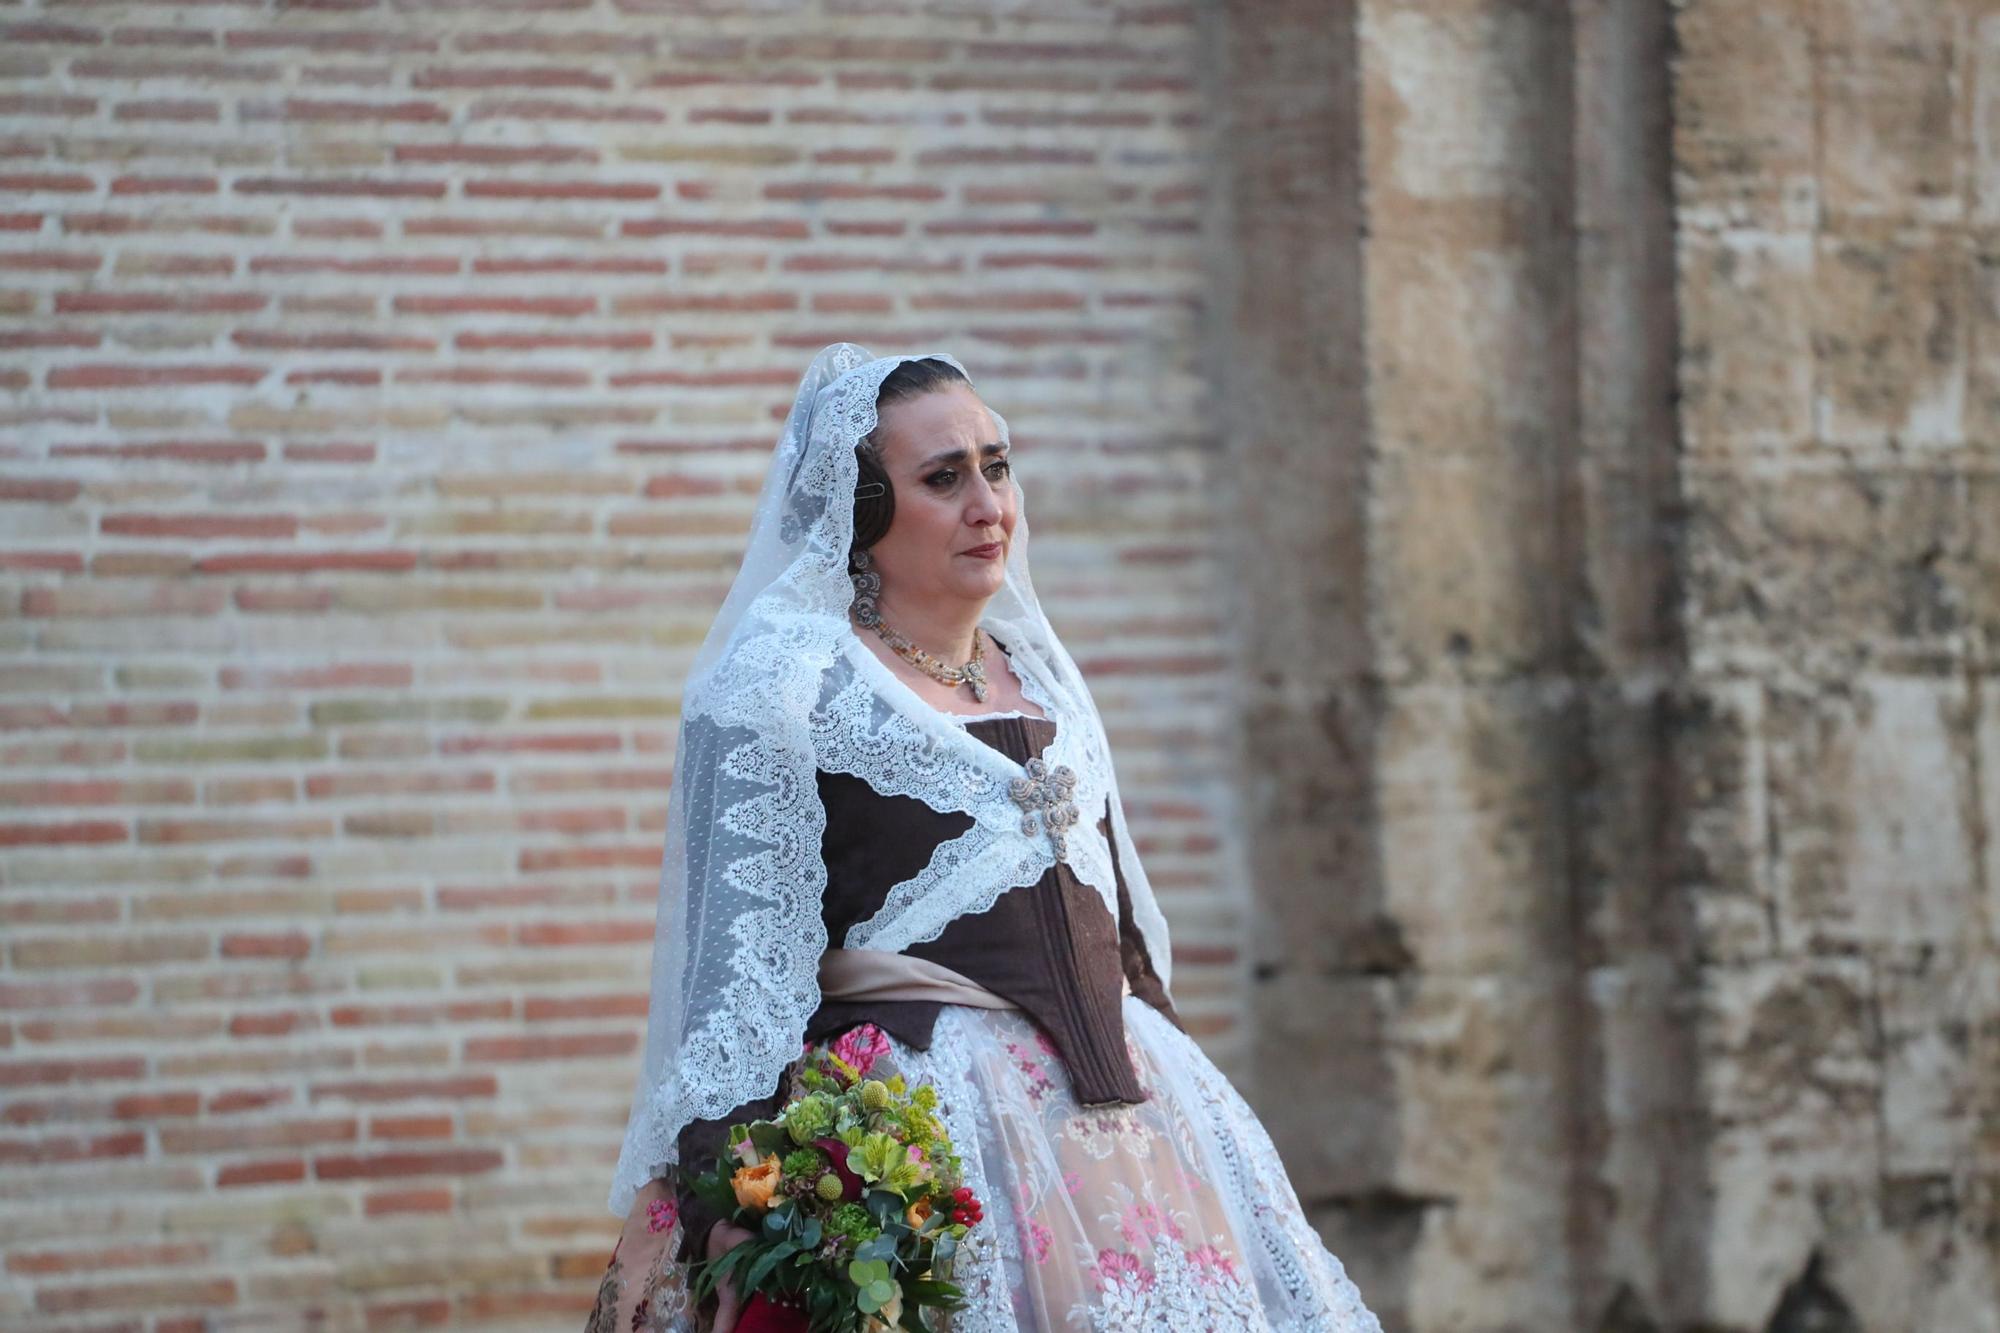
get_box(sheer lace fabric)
[592,1003,1382,1333]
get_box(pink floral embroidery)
[1188,1243,1242,1286]
[1004,1041,1057,1103]
[1062,1169,1082,1196]
[1036,1029,1060,1059]
[1090,1247,1155,1293]
[1118,1200,1184,1247]
[645,1197,678,1234]
[1020,1218,1054,1264]
[828,1023,892,1080]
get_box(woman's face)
[863,384,1016,613]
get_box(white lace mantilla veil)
[607,342,1177,1220]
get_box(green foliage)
[682,1160,737,1220]
[681,1055,980,1332]
[847,1258,897,1315]
[782,1147,825,1177]
[748,1121,787,1158]
[827,1202,878,1245]
[782,1094,834,1146]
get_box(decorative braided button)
[1007,757,1080,861]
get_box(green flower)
[828,1203,878,1244]
[858,1079,891,1113]
[851,1130,924,1193]
[781,1147,824,1177]
[783,1095,834,1146]
[815,1173,846,1203]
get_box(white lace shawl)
[607,344,1175,1220]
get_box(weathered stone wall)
[1215,0,1995,1329]
[1670,1,1998,1328]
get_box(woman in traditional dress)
[588,344,1382,1333]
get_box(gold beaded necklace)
[869,618,989,703]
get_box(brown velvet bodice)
[806,711,1177,1105]
[667,707,1181,1243]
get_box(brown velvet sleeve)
[1100,800,1186,1033]
[668,1083,786,1255]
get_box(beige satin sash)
[816,948,1132,1009]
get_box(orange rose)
[904,1198,933,1229]
[731,1153,782,1211]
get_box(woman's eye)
[926,458,1009,488]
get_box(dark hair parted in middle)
[848,356,974,567]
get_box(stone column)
[1211,1,1689,1328]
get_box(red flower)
[813,1137,864,1202]
[945,1184,983,1225]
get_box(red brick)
[522,993,647,1022]
[47,363,266,389]
[207,1087,293,1115]
[462,1031,635,1063]
[0,1056,146,1088]
[0,977,141,1009]
[216,1158,306,1188]
[309,1075,498,1104]
[369,1114,453,1140]
[8,1240,208,1276]
[313,1148,504,1180]
[365,1188,454,1217]
[515,920,652,948]
[36,1275,237,1313]
[365,1296,454,1325]
[219,932,311,960]
[0,1129,145,1165]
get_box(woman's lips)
[960,543,1002,559]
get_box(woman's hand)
[706,1221,756,1333]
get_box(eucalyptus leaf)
[743,1239,800,1293]
[854,1234,897,1265]
[865,1189,901,1228]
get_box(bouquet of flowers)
[680,1031,986,1333]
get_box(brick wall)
[0,5,1232,1327]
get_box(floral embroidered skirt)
[590,999,1383,1333]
